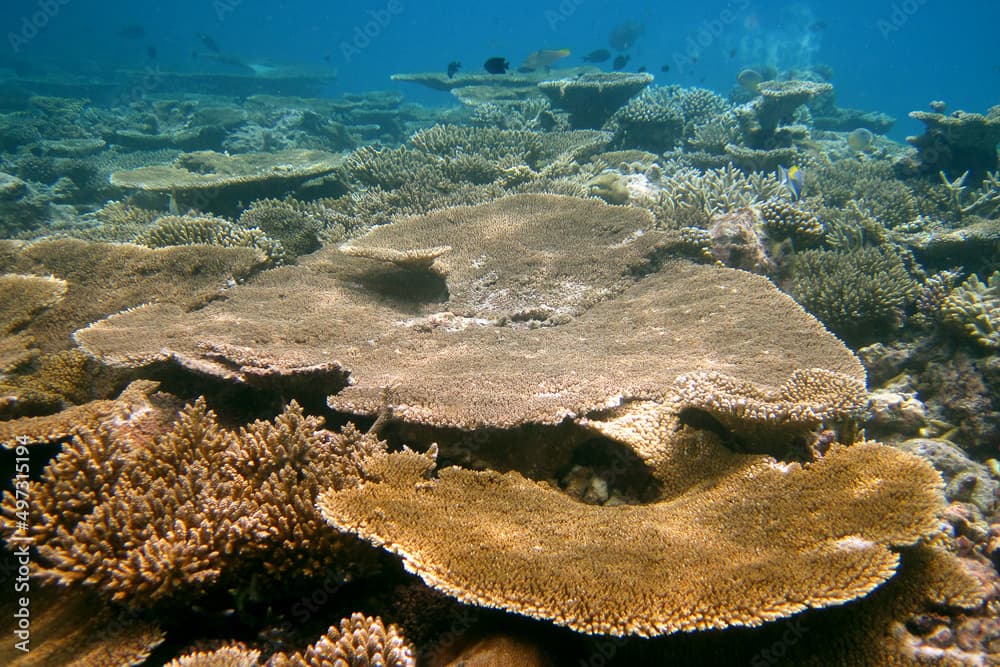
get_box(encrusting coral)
[0,399,380,603]
[318,436,946,637]
[167,613,414,667]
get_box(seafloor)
[0,62,998,666]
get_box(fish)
[637,65,647,73]
[777,165,805,200]
[518,48,570,72]
[483,57,509,74]
[729,48,737,59]
[737,68,764,91]
[147,45,157,59]
[447,61,461,78]
[847,128,875,153]
[612,54,629,70]
[609,20,643,51]
[195,32,221,54]
[809,21,828,32]
[582,48,611,63]
[117,24,145,39]
[660,64,670,72]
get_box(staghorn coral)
[236,197,347,256]
[606,87,685,152]
[811,158,920,229]
[318,439,945,637]
[167,613,414,667]
[759,198,824,246]
[538,72,653,129]
[134,213,288,266]
[648,164,783,228]
[791,247,916,343]
[935,169,1000,219]
[0,399,380,603]
[942,270,1000,349]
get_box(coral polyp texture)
[0,398,379,602]
[167,613,414,667]
[73,194,866,434]
[317,441,944,637]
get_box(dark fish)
[117,24,145,39]
[612,54,629,70]
[195,32,220,54]
[637,65,647,73]
[447,60,461,78]
[609,20,643,51]
[323,54,332,64]
[582,48,611,63]
[660,64,670,72]
[147,45,157,59]
[483,57,509,74]
[729,48,737,59]
[809,21,828,32]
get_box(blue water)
[2,0,998,138]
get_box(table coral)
[318,439,944,637]
[538,72,653,129]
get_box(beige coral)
[318,440,944,637]
[0,399,379,602]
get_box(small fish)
[729,48,737,59]
[447,61,461,78]
[637,65,647,73]
[660,64,670,73]
[778,165,805,200]
[117,24,145,39]
[518,48,570,72]
[582,48,611,63]
[483,57,509,74]
[195,32,220,54]
[609,20,643,51]
[146,45,157,59]
[809,21,828,32]
[847,127,875,153]
[612,54,629,70]
[737,68,764,91]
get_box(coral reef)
[907,105,1000,178]
[168,614,413,666]
[790,247,916,343]
[0,400,379,603]
[538,73,653,129]
[943,271,1000,349]
[135,213,288,266]
[319,440,943,636]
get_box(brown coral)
[0,399,379,602]
[74,194,864,435]
[167,613,414,667]
[318,439,945,637]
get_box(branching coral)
[135,213,288,265]
[759,198,824,246]
[942,270,1000,349]
[791,247,916,342]
[648,164,783,228]
[236,197,330,257]
[0,400,380,603]
[167,613,414,667]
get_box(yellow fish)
[518,48,571,72]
